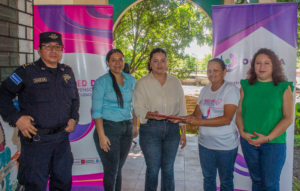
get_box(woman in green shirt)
[236,48,294,191]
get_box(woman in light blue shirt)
[92,49,138,191]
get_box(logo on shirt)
[10,73,22,85]
[202,98,223,107]
[33,77,47,83]
[63,74,71,83]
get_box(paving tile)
[126,156,145,163]
[123,161,144,170]
[185,157,200,165]
[185,180,204,191]
[175,180,185,191]
[185,164,202,172]
[185,171,203,181]
[122,169,141,179]
[184,145,199,151]
[141,164,147,173]
[174,163,184,172]
[135,179,145,189]
[184,149,199,157]
[175,156,184,164]
[174,171,185,181]
[138,174,145,180]
[186,140,198,146]
[122,178,138,189]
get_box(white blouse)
[133,72,187,124]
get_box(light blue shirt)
[92,72,136,122]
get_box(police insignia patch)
[49,34,58,39]
[63,74,71,83]
[10,73,22,85]
[33,78,47,83]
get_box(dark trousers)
[139,119,180,191]
[93,119,133,191]
[18,130,73,191]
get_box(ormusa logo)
[221,53,238,72]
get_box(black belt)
[148,119,169,123]
[36,125,67,135]
[24,125,67,143]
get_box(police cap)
[39,32,63,45]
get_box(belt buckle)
[33,135,40,142]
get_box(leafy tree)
[198,53,212,72]
[113,0,212,78]
[171,55,198,79]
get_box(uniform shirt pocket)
[33,82,51,102]
[63,82,77,99]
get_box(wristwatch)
[72,118,79,124]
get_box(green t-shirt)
[240,79,294,143]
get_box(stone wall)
[0,0,33,83]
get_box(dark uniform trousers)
[0,58,79,191]
[18,131,73,191]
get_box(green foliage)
[293,177,300,191]
[235,0,249,4]
[295,135,300,147]
[113,0,212,79]
[171,55,198,79]
[198,53,212,72]
[295,103,300,130]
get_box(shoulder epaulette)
[22,62,35,69]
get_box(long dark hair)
[147,48,167,73]
[106,49,124,108]
[248,48,287,86]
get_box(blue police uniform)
[0,58,79,191]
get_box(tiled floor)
[121,135,204,191]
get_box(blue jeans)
[139,119,180,191]
[93,119,133,191]
[199,144,238,191]
[240,137,286,191]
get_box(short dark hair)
[148,48,167,72]
[208,58,226,71]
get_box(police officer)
[0,32,79,191]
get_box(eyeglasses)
[41,44,63,51]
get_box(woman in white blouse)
[133,48,187,191]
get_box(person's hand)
[168,116,183,124]
[240,131,261,147]
[133,126,139,138]
[182,117,201,126]
[16,116,37,138]
[147,111,167,120]
[249,131,269,146]
[65,119,77,132]
[180,133,186,149]
[99,135,111,152]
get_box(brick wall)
[0,0,33,83]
